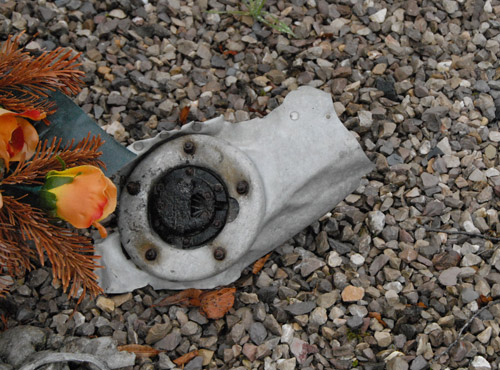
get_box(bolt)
[213,247,226,260]
[182,238,191,247]
[204,191,213,200]
[145,248,157,261]
[126,181,141,195]
[183,141,195,154]
[213,219,222,228]
[185,167,194,176]
[236,180,249,195]
[214,184,223,193]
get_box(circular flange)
[118,134,265,282]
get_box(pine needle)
[3,134,105,185]
[0,196,103,301]
[0,32,84,114]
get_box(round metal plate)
[118,134,265,282]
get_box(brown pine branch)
[0,196,103,301]
[3,135,105,185]
[0,33,84,113]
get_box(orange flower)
[40,165,117,238]
[0,108,42,169]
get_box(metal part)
[145,248,157,261]
[213,247,226,261]
[126,181,140,195]
[236,180,249,195]
[149,165,229,248]
[183,141,195,154]
[96,86,374,293]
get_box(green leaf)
[38,189,58,212]
[43,175,74,190]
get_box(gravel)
[2,0,500,369]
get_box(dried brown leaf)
[0,196,102,301]
[179,105,190,125]
[117,344,162,358]
[173,350,199,366]
[368,312,388,328]
[153,288,202,308]
[199,287,236,319]
[3,135,104,185]
[0,32,84,114]
[252,253,271,274]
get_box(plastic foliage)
[0,33,116,302]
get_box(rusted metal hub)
[149,165,229,248]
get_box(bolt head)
[126,181,141,195]
[213,247,225,260]
[183,141,195,154]
[145,248,157,261]
[236,180,249,195]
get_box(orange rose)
[0,108,42,169]
[40,165,117,238]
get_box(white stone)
[334,102,346,116]
[437,137,453,155]
[437,60,452,73]
[486,168,500,177]
[369,8,387,23]
[443,155,460,168]
[374,331,392,347]
[105,121,129,143]
[109,9,127,19]
[358,110,373,128]
[443,0,459,13]
[367,211,385,235]
[281,324,294,344]
[277,358,297,370]
[477,326,492,344]
[327,251,343,267]
[463,221,480,234]
[471,356,491,370]
[310,307,328,326]
[469,168,486,182]
[350,253,365,267]
[483,0,493,12]
[461,253,482,267]
[489,131,500,142]
[383,281,403,293]
[385,290,399,305]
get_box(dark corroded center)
[149,165,229,249]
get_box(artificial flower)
[0,108,42,169]
[40,165,117,238]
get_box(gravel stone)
[249,322,267,345]
[6,2,500,369]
